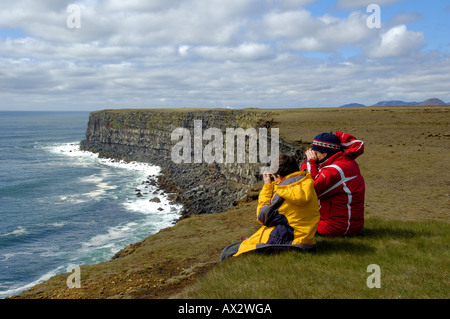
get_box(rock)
[164,278,181,285]
[246,190,260,200]
[167,193,182,203]
[149,197,161,203]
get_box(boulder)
[149,197,161,203]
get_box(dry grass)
[264,106,450,222]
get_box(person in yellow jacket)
[220,154,320,262]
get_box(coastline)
[8,193,260,299]
[7,106,449,299]
[1,142,184,299]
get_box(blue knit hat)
[311,133,341,154]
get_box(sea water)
[0,111,181,298]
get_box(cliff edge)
[80,108,304,216]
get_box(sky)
[0,0,449,111]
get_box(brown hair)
[274,154,299,178]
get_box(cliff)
[80,108,305,216]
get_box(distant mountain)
[339,98,447,107]
[419,98,447,106]
[373,100,419,106]
[339,103,366,107]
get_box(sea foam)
[0,141,183,299]
[50,141,183,249]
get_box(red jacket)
[300,131,365,237]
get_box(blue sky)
[306,0,449,55]
[0,0,449,111]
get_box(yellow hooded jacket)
[234,170,320,257]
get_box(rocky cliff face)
[80,109,304,216]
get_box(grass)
[178,218,449,299]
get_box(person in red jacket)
[300,131,365,237]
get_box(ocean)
[0,111,182,298]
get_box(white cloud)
[313,11,373,49]
[193,43,274,61]
[267,0,317,10]
[178,45,190,57]
[260,9,372,52]
[0,0,447,111]
[368,25,424,58]
[1,50,449,110]
[336,0,401,9]
[0,1,407,57]
[261,9,319,39]
[103,0,178,12]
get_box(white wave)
[76,169,118,200]
[1,226,28,238]
[46,141,161,177]
[1,251,32,262]
[100,158,161,176]
[78,175,104,184]
[43,142,100,169]
[123,195,182,234]
[46,142,93,158]
[124,194,182,216]
[0,265,66,299]
[1,143,182,299]
[81,181,117,198]
[44,141,183,227]
[81,222,137,249]
[58,194,88,204]
[39,246,64,258]
[50,222,65,228]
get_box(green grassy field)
[179,218,449,299]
